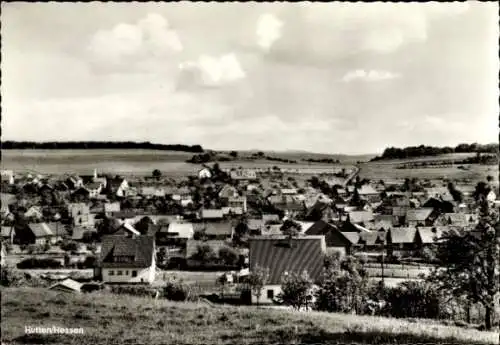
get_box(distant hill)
[1,141,204,153]
[371,143,498,161]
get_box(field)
[1,287,498,345]
[1,149,353,176]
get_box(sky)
[2,2,499,154]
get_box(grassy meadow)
[1,287,498,345]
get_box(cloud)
[256,13,284,51]
[342,69,400,82]
[87,13,182,66]
[178,53,246,88]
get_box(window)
[267,289,274,299]
[125,270,129,275]
[132,270,137,277]
[117,270,123,276]
[109,270,114,276]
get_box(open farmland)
[359,159,498,184]
[2,287,497,345]
[1,149,355,176]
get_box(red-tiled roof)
[249,236,326,284]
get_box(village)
[1,163,498,308]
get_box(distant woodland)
[372,143,498,161]
[1,141,204,153]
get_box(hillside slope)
[1,288,498,345]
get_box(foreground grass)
[1,288,498,345]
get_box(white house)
[248,235,326,304]
[98,235,156,284]
[1,170,15,185]
[198,167,212,180]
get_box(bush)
[384,281,441,319]
[60,240,79,252]
[76,256,97,269]
[218,246,239,266]
[163,280,197,302]
[110,285,157,297]
[17,258,62,269]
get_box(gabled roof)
[117,222,141,236]
[28,222,66,237]
[341,231,360,245]
[49,278,83,293]
[167,222,194,238]
[305,220,335,236]
[1,226,14,238]
[99,235,155,268]
[201,209,224,219]
[416,226,447,244]
[357,185,378,195]
[249,236,326,284]
[85,182,102,190]
[348,211,374,224]
[389,227,417,244]
[204,222,233,237]
[359,231,386,246]
[406,208,434,222]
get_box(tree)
[152,169,162,180]
[427,191,499,330]
[218,246,239,266]
[191,244,217,263]
[247,265,269,306]
[278,270,314,310]
[281,219,302,237]
[447,182,463,203]
[315,255,370,314]
[134,216,154,235]
[229,151,238,158]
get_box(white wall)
[252,284,282,305]
[102,266,154,284]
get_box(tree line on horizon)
[1,141,204,153]
[371,143,498,161]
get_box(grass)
[1,287,498,345]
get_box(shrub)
[384,281,441,319]
[76,256,96,269]
[110,285,157,297]
[17,258,62,269]
[218,246,239,266]
[60,240,79,252]
[163,280,197,302]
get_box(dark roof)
[305,220,335,236]
[85,182,102,190]
[72,226,97,240]
[306,221,352,248]
[99,235,155,268]
[249,236,326,284]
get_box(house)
[204,221,234,241]
[415,226,448,248]
[405,208,439,227]
[24,206,44,221]
[248,236,326,304]
[1,226,15,243]
[228,196,247,213]
[305,201,339,222]
[113,223,141,237]
[104,202,121,217]
[1,243,6,267]
[247,218,265,235]
[281,188,298,196]
[66,176,84,190]
[325,177,347,188]
[200,209,224,221]
[97,235,156,284]
[198,167,212,180]
[139,186,165,198]
[68,203,94,227]
[72,226,98,242]
[1,170,15,185]
[386,227,418,256]
[27,222,67,245]
[106,177,129,197]
[218,184,239,200]
[262,214,281,224]
[435,213,478,227]
[230,169,257,181]
[49,278,83,293]
[305,220,353,256]
[167,222,195,239]
[357,231,386,251]
[356,185,380,203]
[347,211,374,226]
[85,182,103,198]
